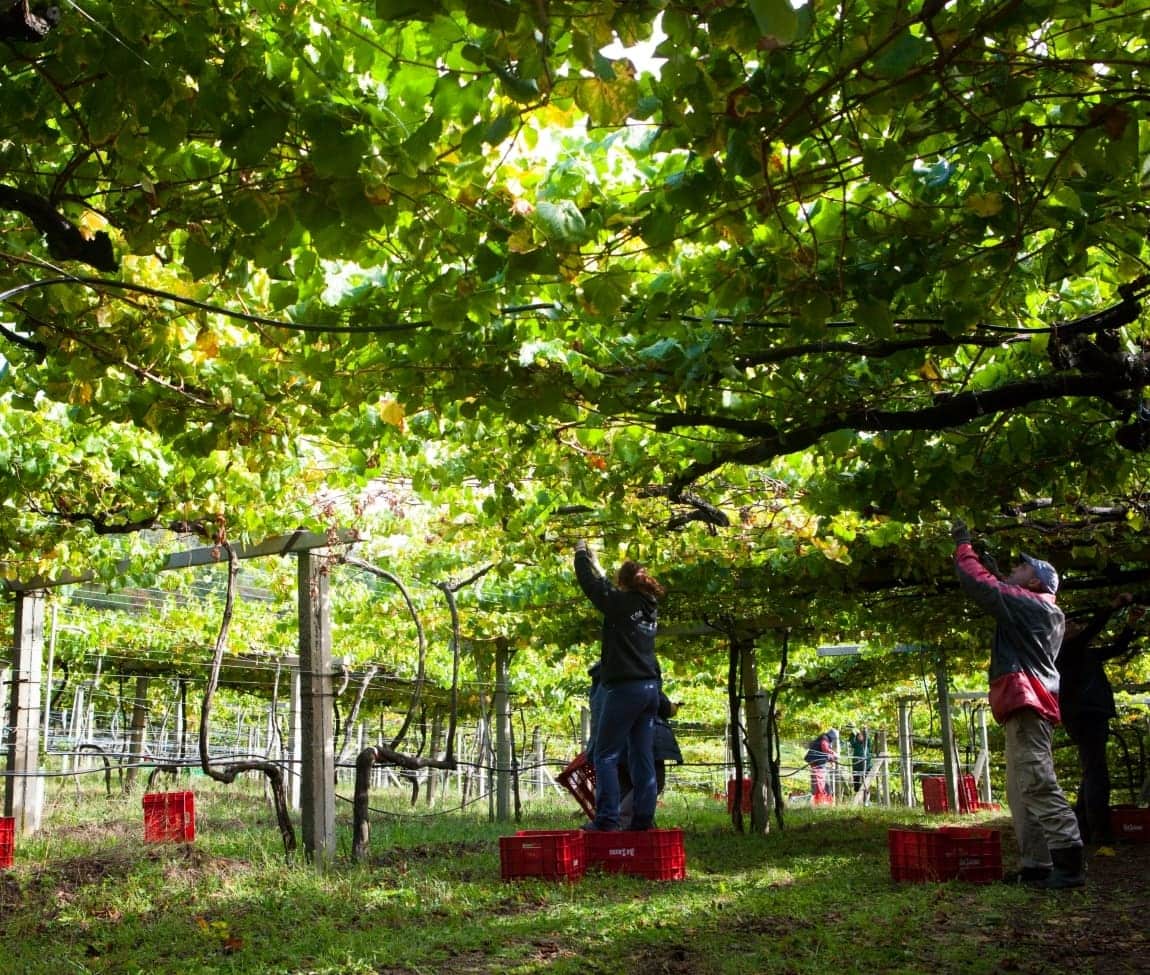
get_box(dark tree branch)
[339,556,427,751]
[661,291,1148,492]
[0,185,117,270]
[665,369,1146,491]
[0,320,46,356]
[0,1,59,42]
[199,543,297,857]
[24,499,212,538]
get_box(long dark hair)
[617,560,666,600]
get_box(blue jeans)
[591,680,659,829]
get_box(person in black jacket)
[575,540,665,831]
[1057,593,1143,845]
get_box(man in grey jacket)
[952,521,1084,889]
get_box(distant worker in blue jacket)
[575,540,666,832]
[849,726,872,803]
[952,521,1084,889]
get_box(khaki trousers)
[1003,708,1082,867]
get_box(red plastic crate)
[0,816,13,869]
[726,777,753,814]
[500,830,585,880]
[584,827,686,881]
[1110,805,1150,842]
[556,752,596,820]
[142,791,196,843]
[888,826,1002,883]
[921,774,980,814]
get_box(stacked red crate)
[888,826,1002,883]
[0,816,14,869]
[726,778,753,814]
[921,774,981,813]
[584,828,686,881]
[499,830,585,881]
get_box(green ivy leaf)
[749,0,799,45]
[535,200,588,243]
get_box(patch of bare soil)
[370,840,489,871]
[630,941,702,974]
[0,845,249,922]
[1007,840,1150,975]
[924,833,1150,975]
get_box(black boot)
[1041,846,1085,890]
[1002,865,1051,885]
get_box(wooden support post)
[124,675,150,792]
[739,641,771,832]
[5,589,46,835]
[298,550,336,866]
[494,643,512,823]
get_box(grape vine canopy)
[1,0,1149,700]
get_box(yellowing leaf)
[195,329,220,360]
[965,192,1003,217]
[507,228,536,254]
[811,535,852,564]
[379,399,406,431]
[79,209,109,234]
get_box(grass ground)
[0,777,1146,974]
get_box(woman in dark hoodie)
[574,540,665,831]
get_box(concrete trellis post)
[976,703,992,804]
[289,667,302,811]
[877,729,890,806]
[0,668,9,752]
[474,718,488,801]
[4,589,46,835]
[298,549,336,866]
[936,653,960,813]
[426,711,444,806]
[61,681,83,773]
[898,696,915,807]
[3,529,357,851]
[532,727,545,798]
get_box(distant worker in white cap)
[952,520,1084,889]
